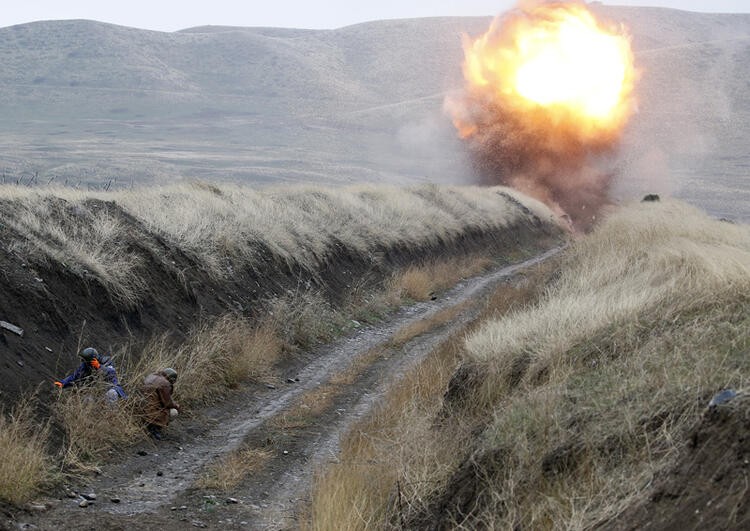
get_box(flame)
[459,2,635,139]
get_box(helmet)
[79,347,99,363]
[161,368,178,384]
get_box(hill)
[0,8,748,220]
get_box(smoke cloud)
[446,2,636,231]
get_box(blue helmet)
[79,347,99,362]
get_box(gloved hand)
[90,359,101,370]
[54,381,63,388]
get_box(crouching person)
[143,368,180,440]
[54,347,127,403]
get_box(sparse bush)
[266,289,348,351]
[0,400,52,505]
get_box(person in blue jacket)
[54,347,127,402]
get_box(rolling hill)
[0,6,748,219]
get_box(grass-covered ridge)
[0,182,555,305]
[457,200,750,528]
[308,199,750,529]
[0,181,562,506]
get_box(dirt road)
[17,247,561,531]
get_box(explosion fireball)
[447,1,636,230]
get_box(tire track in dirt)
[29,246,562,529]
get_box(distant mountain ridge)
[0,7,748,219]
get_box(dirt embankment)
[0,194,561,405]
[606,397,750,531]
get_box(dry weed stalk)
[0,400,51,505]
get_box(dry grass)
[0,181,560,507]
[195,446,274,492]
[53,387,143,473]
[451,200,750,528]
[124,315,282,407]
[308,200,750,530]
[389,256,494,302]
[329,347,387,387]
[389,303,467,348]
[270,384,340,432]
[0,400,51,505]
[265,289,347,351]
[0,182,556,306]
[0,195,145,306]
[308,333,470,530]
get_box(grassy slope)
[0,182,555,303]
[308,199,750,529]
[0,181,561,505]
[457,200,750,528]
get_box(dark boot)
[147,424,163,440]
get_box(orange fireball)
[459,2,636,139]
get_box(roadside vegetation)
[308,199,750,529]
[0,181,559,506]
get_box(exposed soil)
[4,248,562,531]
[604,396,750,531]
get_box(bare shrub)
[0,400,52,505]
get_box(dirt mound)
[606,396,750,531]
[0,195,560,406]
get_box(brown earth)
[604,395,750,531]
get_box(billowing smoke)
[446,1,636,230]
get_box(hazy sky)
[2,1,749,32]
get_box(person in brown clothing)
[143,368,180,440]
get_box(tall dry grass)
[54,387,143,473]
[124,315,282,406]
[308,335,469,530]
[0,401,52,505]
[0,195,145,306]
[0,182,556,305]
[306,265,554,529]
[452,200,750,528]
[308,200,750,530]
[0,181,559,504]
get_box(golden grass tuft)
[389,256,494,302]
[195,446,274,492]
[125,315,282,406]
[0,401,52,505]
